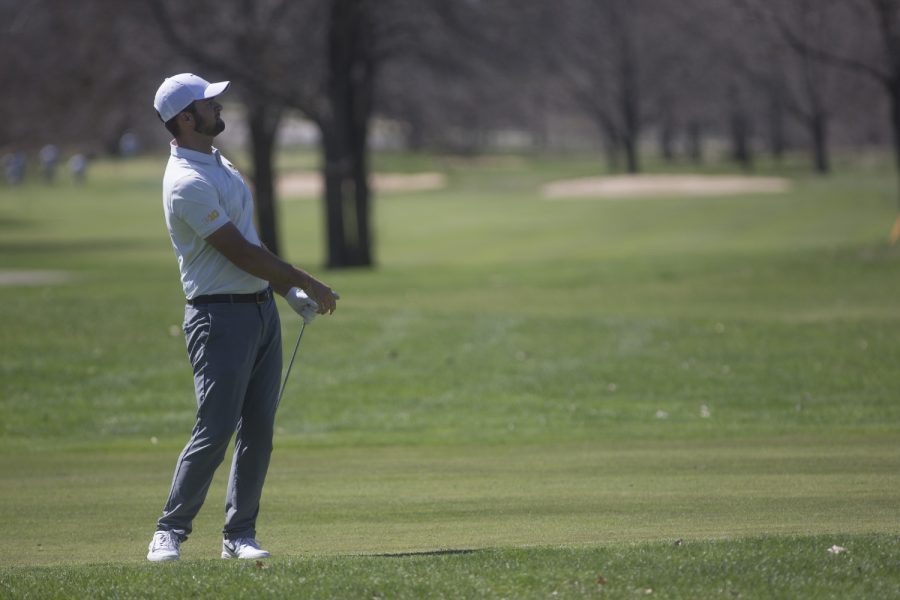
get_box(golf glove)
[286,287,319,324]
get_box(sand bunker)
[0,270,72,286]
[278,172,446,198]
[543,174,792,200]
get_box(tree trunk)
[659,119,676,163]
[809,112,830,174]
[730,110,753,171]
[351,129,372,266]
[247,100,283,256]
[687,120,704,164]
[890,77,900,215]
[623,130,640,174]
[602,135,621,173]
[767,88,787,163]
[728,85,753,171]
[322,0,374,269]
[613,1,640,174]
[597,113,622,173]
[405,108,426,151]
[322,128,348,268]
[620,61,640,173]
[321,124,372,268]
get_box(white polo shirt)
[162,142,268,299]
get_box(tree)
[738,0,851,173]
[739,0,900,237]
[374,0,534,155]
[544,0,695,173]
[319,0,378,267]
[0,0,163,154]
[147,0,395,267]
[547,0,642,172]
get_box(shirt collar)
[170,141,221,165]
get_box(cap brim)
[203,81,230,99]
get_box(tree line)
[1,0,894,267]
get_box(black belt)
[187,287,273,306]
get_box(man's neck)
[174,134,214,154]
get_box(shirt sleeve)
[170,175,231,239]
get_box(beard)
[193,112,225,136]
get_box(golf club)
[276,289,337,408]
[276,320,306,409]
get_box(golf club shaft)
[277,320,306,407]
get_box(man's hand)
[285,288,319,324]
[302,275,339,314]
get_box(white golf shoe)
[147,530,181,562]
[222,537,270,559]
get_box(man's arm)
[205,223,337,314]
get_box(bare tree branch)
[737,0,890,84]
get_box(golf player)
[147,73,338,562]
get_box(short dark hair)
[159,102,197,137]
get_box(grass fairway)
[3,535,899,599]
[1,151,899,597]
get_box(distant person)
[3,152,26,185]
[39,144,60,182]
[118,131,140,157]
[69,153,88,183]
[146,73,338,562]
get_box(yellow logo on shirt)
[205,209,220,223]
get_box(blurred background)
[0,0,892,266]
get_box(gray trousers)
[157,297,282,541]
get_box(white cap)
[153,73,230,122]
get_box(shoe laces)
[154,530,179,550]
[230,537,261,550]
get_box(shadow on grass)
[0,216,34,230]
[374,549,479,558]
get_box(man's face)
[190,98,225,136]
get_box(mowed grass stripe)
[1,438,898,565]
[2,535,899,599]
